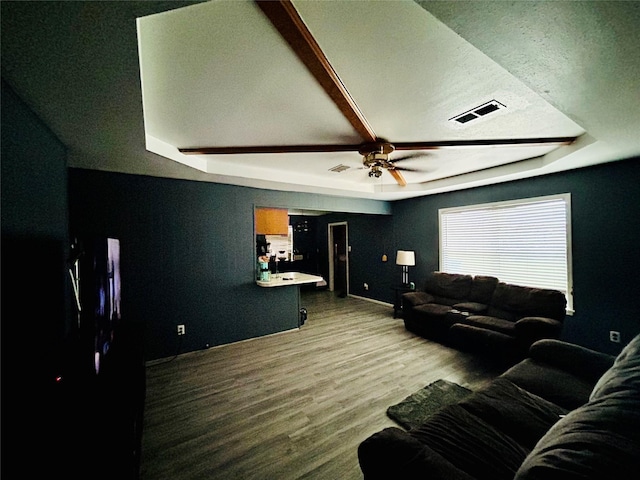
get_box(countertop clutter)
[256,272,324,288]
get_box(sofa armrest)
[402,291,435,308]
[527,339,615,384]
[515,316,563,344]
[358,427,475,480]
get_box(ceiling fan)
[178,0,577,186]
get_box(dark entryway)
[329,222,348,297]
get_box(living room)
[2,1,640,479]
[4,72,640,477]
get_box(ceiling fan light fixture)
[362,151,389,168]
[368,166,383,178]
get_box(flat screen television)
[67,236,144,479]
[92,237,121,375]
[70,237,122,376]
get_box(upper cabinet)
[255,207,289,235]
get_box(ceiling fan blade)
[393,165,427,173]
[392,152,431,163]
[388,168,407,187]
[179,143,364,155]
[392,136,578,151]
[256,0,376,143]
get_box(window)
[439,194,573,313]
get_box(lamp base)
[401,266,408,286]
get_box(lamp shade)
[396,250,415,266]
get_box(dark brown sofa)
[358,334,640,479]
[402,271,567,363]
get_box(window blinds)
[439,194,572,311]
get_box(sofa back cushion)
[459,377,568,450]
[423,272,473,306]
[468,275,499,304]
[487,282,566,322]
[411,403,530,479]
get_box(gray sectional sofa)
[358,334,640,479]
[402,271,567,363]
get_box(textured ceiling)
[2,1,639,201]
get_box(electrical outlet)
[364,283,369,290]
[609,330,620,343]
[177,324,185,336]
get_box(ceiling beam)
[256,0,377,143]
[392,136,579,151]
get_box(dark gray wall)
[315,213,396,301]
[1,79,71,476]
[68,169,391,360]
[1,78,70,362]
[391,158,640,355]
[69,158,640,360]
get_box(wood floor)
[140,290,503,480]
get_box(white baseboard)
[146,328,300,365]
[347,293,393,308]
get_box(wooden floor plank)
[140,290,502,479]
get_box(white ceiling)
[3,1,639,201]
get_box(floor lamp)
[396,250,415,286]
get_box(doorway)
[328,222,348,297]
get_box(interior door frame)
[328,221,348,294]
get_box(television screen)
[93,237,121,374]
[70,237,122,376]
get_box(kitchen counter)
[256,272,324,288]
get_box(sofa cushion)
[459,377,567,450]
[468,275,499,304]
[412,303,452,316]
[357,427,475,480]
[487,283,566,322]
[514,334,640,479]
[464,315,517,336]
[514,316,563,342]
[431,295,466,307]
[453,301,488,314]
[410,403,530,480]
[449,323,520,362]
[402,291,434,308]
[410,304,463,332]
[423,272,473,302]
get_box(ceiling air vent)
[329,164,350,173]
[450,99,506,125]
